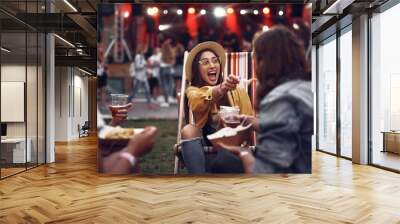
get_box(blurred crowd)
[97,18,311,110]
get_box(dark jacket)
[253,80,313,173]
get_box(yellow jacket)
[186,86,254,128]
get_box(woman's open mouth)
[208,70,217,82]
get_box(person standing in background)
[148,47,162,103]
[291,18,312,68]
[173,40,185,101]
[129,45,157,110]
[242,25,254,52]
[97,60,108,107]
[222,29,241,52]
[160,38,176,107]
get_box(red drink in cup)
[110,105,126,117]
[219,106,240,128]
[223,116,241,128]
[110,94,129,116]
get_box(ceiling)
[0,0,392,71]
[0,0,100,73]
[310,0,389,43]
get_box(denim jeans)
[129,78,151,103]
[160,67,175,103]
[174,64,183,79]
[181,137,206,174]
[180,137,244,174]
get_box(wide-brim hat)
[185,41,226,82]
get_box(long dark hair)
[191,49,223,87]
[253,26,310,110]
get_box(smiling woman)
[192,53,219,87]
[197,52,221,85]
[190,49,223,88]
[178,41,254,174]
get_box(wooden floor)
[1,135,400,223]
[1,167,26,178]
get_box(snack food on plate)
[207,127,237,139]
[104,126,135,139]
[207,123,252,147]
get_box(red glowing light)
[263,7,270,15]
[188,7,195,14]
[153,7,159,15]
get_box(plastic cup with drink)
[110,94,129,116]
[111,94,128,106]
[219,106,240,128]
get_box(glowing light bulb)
[188,7,195,14]
[263,7,270,15]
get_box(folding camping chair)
[174,51,257,174]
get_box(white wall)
[55,67,89,141]
[55,66,69,141]
[73,73,89,137]
[1,64,46,163]
[1,65,26,137]
[1,65,36,137]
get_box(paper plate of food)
[207,123,253,148]
[98,126,143,157]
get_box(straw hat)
[185,41,226,81]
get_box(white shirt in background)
[134,54,147,81]
[149,52,161,78]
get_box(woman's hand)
[125,126,158,157]
[215,142,255,174]
[213,74,239,101]
[220,74,239,93]
[236,114,260,132]
[101,126,157,174]
[109,103,133,126]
